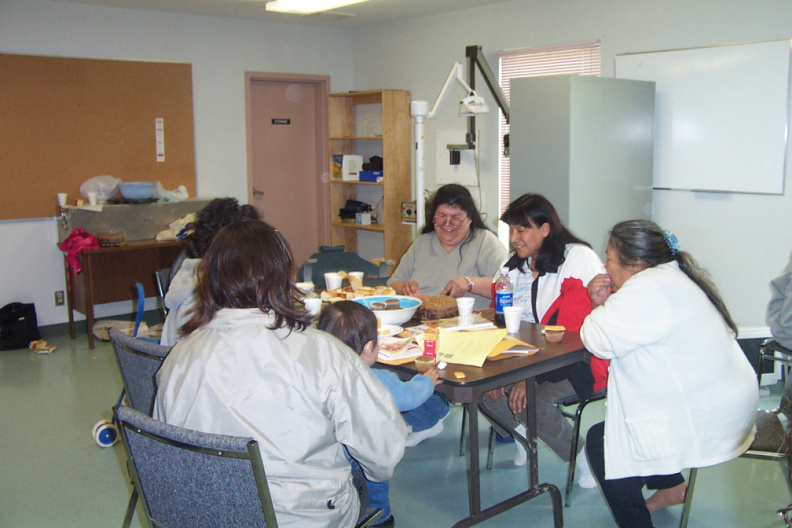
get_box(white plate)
[378,324,403,336]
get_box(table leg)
[453,385,565,528]
[465,402,481,516]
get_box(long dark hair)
[181,220,312,334]
[317,301,377,355]
[501,193,590,275]
[186,197,260,258]
[609,220,738,335]
[421,184,493,264]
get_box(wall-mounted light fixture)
[265,0,369,15]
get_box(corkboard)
[0,54,197,220]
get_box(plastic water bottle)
[494,267,513,328]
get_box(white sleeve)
[581,273,670,360]
[561,245,605,287]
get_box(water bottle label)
[495,292,513,313]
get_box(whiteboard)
[616,40,790,194]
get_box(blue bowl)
[118,181,157,201]
[354,295,422,325]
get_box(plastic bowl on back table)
[354,295,422,326]
[117,182,157,201]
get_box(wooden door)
[246,74,329,267]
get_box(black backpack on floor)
[0,303,40,350]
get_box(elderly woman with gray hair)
[581,220,757,528]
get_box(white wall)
[3,0,791,332]
[0,0,355,325]
[350,0,792,331]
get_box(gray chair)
[109,327,171,415]
[757,338,792,387]
[114,405,383,528]
[114,404,280,528]
[298,245,394,289]
[683,374,792,528]
[154,268,171,316]
[108,327,171,528]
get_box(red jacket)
[540,277,608,391]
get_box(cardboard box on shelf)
[359,171,383,182]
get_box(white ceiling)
[52,0,517,28]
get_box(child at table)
[318,301,450,527]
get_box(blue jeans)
[402,392,450,432]
[347,454,391,524]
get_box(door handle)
[252,187,264,196]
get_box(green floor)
[1,326,789,527]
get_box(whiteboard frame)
[615,39,791,195]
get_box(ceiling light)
[265,0,370,14]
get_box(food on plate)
[543,325,565,343]
[415,295,459,320]
[413,355,435,372]
[377,324,403,336]
[396,330,413,339]
[378,336,413,356]
[319,285,396,303]
[371,302,386,310]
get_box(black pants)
[586,421,685,528]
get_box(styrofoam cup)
[457,297,474,317]
[324,272,343,290]
[349,271,364,283]
[304,297,322,317]
[503,306,523,333]
[57,193,68,207]
[87,191,98,205]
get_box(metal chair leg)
[459,406,467,456]
[564,399,588,507]
[122,486,138,528]
[486,427,496,469]
[679,467,697,528]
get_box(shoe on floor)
[576,448,597,488]
[513,424,527,467]
[374,514,395,527]
[405,421,444,447]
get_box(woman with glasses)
[479,193,605,487]
[581,220,757,528]
[388,184,507,311]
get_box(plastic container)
[414,355,436,372]
[494,267,513,328]
[117,181,157,201]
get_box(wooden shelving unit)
[328,90,412,272]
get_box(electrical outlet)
[54,290,65,306]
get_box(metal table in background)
[381,321,588,528]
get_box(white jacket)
[159,257,200,347]
[581,262,757,479]
[502,243,604,322]
[154,308,408,527]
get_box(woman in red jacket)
[480,193,606,488]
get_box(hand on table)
[395,280,421,297]
[587,274,612,308]
[422,366,443,386]
[441,277,470,298]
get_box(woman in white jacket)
[154,220,408,528]
[581,220,757,528]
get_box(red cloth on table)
[540,277,609,392]
[58,228,99,275]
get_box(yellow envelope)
[488,335,538,357]
[434,328,509,367]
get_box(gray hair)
[609,220,737,335]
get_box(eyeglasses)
[434,213,468,225]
